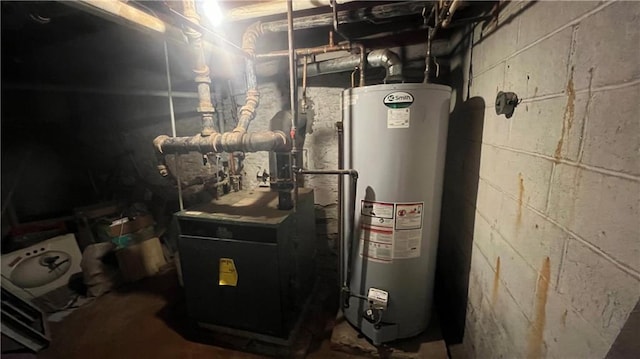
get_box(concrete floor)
[37,267,364,359]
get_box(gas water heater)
[341,83,451,344]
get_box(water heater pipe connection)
[295,168,359,306]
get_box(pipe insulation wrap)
[154,131,291,159]
[297,49,403,81]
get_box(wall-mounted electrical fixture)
[495,91,520,119]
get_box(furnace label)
[387,108,411,128]
[219,258,238,286]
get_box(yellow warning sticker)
[219,258,238,286]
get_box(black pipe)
[296,167,358,303]
[297,169,358,177]
[336,122,345,292]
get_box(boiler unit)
[341,83,451,344]
[176,188,316,343]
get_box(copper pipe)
[256,43,351,59]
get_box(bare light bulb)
[202,0,223,27]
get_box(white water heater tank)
[341,83,451,344]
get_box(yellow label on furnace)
[219,258,238,286]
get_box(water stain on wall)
[554,68,575,160]
[492,256,501,306]
[517,173,525,227]
[527,257,551,359]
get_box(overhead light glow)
[202,0,224,27]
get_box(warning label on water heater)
[395,203,423,230]
[359,200,424,263]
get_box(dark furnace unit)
[176,188,316,343]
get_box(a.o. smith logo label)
[383,91,414,108]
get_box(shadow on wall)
[435,59,485,344]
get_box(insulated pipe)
[233,21,263,133]
[260,2,424,33]
[367,49,402,83]
[296,49,403,82]
[154,131,291,156]
[357,44,366,86]
[183,0,216,136]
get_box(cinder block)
[465,245,529,358]
[482,148,554,213]
[497,195,567,289]
[581,84,640,175]
[489,229,541,321]
[542,288,611,359]
[518,1,603,48]
[465,255,509,359]
[475,179,503,227]
[469,62,505,102]
[490,265,534,358]
[547,164,640,272]
[471,212,497,263]
[509,94,588,161]
[473,18,519,74]
[478,143,500,181]
[573,1,640,90]
[557,239,640,343]
[505,27,573,98]
[480,106,510,147]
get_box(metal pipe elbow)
[242,21,264,54]
[367,49,403,82]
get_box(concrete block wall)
[441,1,640,358]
